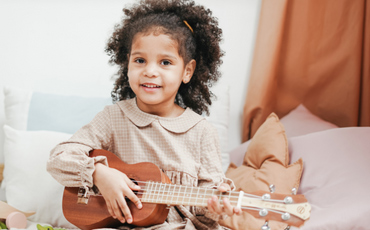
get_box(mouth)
[141,83,162,88]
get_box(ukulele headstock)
[241,186,311,228]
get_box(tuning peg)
[261,221,271,230]
[284,196,293,204]
[281,212,291,221]
[291,187,297,195]
[259,208,268,217]
[262,193,271,200]
[269,184,275,193]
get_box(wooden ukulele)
[63,149,310,230]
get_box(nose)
[144,62,159,78]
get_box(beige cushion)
[220,113,303,229]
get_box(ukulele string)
[130,181,286,204]
[84,181,286,204]
[240,206,288,216]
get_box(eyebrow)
[130,51,179,61]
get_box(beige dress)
[47,98,231,230]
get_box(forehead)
[131,32,180,54]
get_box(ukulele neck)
[140,181,237,207]
[140,181,310,221]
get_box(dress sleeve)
[195,122,234,221]
[46,106,112,188]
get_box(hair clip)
[183,20,193,33]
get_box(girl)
[47,0,241,229]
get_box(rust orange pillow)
[219,113,303,229]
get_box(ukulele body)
[62,149,171,230]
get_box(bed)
[1,85,369,230]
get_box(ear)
[182,59,196,84]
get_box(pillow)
[280,104,338,137]
[2,125,75,228]
[0,86,112,166]
[2,85,231,172]
[3,86,112,133]
[289,127,370,230]
[229,104,338,167]
[206,85,230,172]
[219,113,303,230]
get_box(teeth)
[143,84,160,88]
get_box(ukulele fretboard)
[140,181,239,207]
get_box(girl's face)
[127,32,195,117]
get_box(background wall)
[0,0,261,153]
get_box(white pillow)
[3,86,112,133]
[0,86,112,165]
[2,125,75,228]
[206,85,230,172]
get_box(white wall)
[0,0,260,153]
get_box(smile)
[141,84,161,88]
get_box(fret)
[205,189,215,205]
[166,183,172,205]
[230,191,239,207]
[157,183,164,204]
[193,187,200,206]
[154,182,160,203]
[179,185,185,205]
[184,186,191,205]
[188,186,194,206]
[141,182,147,202]
[175,184,181,205]
[148,182,155,203]
[201,187,208,206]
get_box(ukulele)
[62,149,310,230]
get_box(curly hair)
[106,0,223,115]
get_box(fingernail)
[138,203,142,209]
[127,218,132,223]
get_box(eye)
[134,58,145,64]
[161,60,171,66]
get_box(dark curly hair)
[106,0,223,115]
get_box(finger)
[126,191,143,210]
[124,180,142,209]
[111,199,126,223]
[117,197,133,224]
[222,198,234,216]
[218,183,231,192]
[234,207,242,215]
[212,196,223,214]
[105,200,115,219]
[207,198,216,213]
[124,176,141,191]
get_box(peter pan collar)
[117,98,205,133]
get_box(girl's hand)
[207,183,242,216]
[92,163,142,224]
